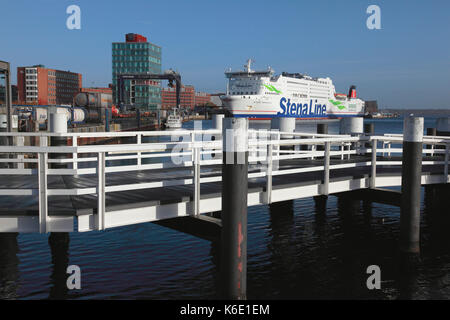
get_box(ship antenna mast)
[245,58,254,73]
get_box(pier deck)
[0,129,448,233]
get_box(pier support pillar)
[48,232,70,299]
[48,113,70,294]
[340,117,364,135]
[49,113,68,169]
[271,117,295,139]
[400,117,424,255]
[269,200,294,217]
[340,117,364,157]
[212,114,225,131]
[272,117,295,154]
[270,117,295,207]
[220,118,248,300]
[313,195,328,215]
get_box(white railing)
[0,129,449,232]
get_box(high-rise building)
[112,33,162,111]
[162,85,212,109]
[17,65,82,105]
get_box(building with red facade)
[17,65,82,105]
[162,85,211,109]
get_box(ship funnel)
[348,85,357,98]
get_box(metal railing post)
[17,136,24,170]
[191,132,195,163]
[137,133,142,166]
[38,152,48,233]
[72,135,78,170]
[321,141,330,195]
[311,135,316,160]
[370,139,377,188]
[97,152,106,230]
[265,142,273,204]
[193,145,201,215]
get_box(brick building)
[162,85,211,109]
[17,65,82,105]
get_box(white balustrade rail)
[0,129,449,232]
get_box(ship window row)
[231,92,257,95]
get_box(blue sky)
[1,0,449,109]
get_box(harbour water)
[0,117,449,299]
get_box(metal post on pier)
[400,116,424,255]
[220,117,248,300]
[49,113,68,169]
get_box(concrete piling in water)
[340,117,364,157]
[340,117,364,135]
[271,117,295,152]
[212,114,225,131]
[48,232,70,299]
[271,117,295,139]
[48,113,70,283]
[220,117,248,300]
[400,117,424,255]
[270,117,295,207]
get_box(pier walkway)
[0,128,448,233]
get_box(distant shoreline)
[379,109,450,116]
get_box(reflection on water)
[0,233,19,299]
[48,233,70,299]
[0,118,449,299]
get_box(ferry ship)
[221,60,365,120]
